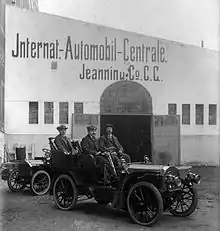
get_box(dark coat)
[81,135,100,156]
[54,134,75,154]
[99,135,124,152]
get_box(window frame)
[29,101,39,124]
[59,102,69,124]
[208,104,217,125]
[182,104,190,125]
[168,103,177,116]
[44,102,54,124]
[195,104,204,125]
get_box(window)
[44,102,54,124]
[29,102,38,124]
[74,102,83,114]
[168,104,177,115]
[182,104,190,125]
[209,104,217,125]
[196,104,204,125]
[59,102,69,124]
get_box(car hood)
[126,163,172,174]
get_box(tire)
[31,170,51,196]
[127,181,163,226]
[169,184,198,217]
[53,174,78,211]
[7,169,26,192]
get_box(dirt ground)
[0,166,219,231]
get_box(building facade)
[4,0,38,11]
[4,6,220,165]
[0,0,38,163]
[0,0,5,163]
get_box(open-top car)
[4,137,83,196]
[6,148,52,196]
[50,147,201,226]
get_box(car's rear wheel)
[7,169,26,192]
[53,174,78,211]
[169,183,198,217]
[127,181,163,226]
[31,170,51,196]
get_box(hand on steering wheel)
[118,149,123,154]
[106,147,116,152]
[42,148,50,153]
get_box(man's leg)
[96,155,118,182]
[94,155,110,181]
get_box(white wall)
[4,6,220,165]
[0,131,4,163]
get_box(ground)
[0,167,219,231]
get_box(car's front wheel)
[31,170,51,196]
[127,181,163,226]
[169,182,198,217]
[7,169,26,192]
[53,174,78,211]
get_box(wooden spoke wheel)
[169,183,198,217]
[31,170,51,196]
[53,174,78,211]
[127,182,163,226]
[7,169,26,192]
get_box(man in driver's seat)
[81,125,118,182]
[99,124,131,163]
[55,125,78,155]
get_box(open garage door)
[152,115,180,166]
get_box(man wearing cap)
[99,124,131,163]
[55,125,78,155]
[81,125,101,156]
[81,125,118,182]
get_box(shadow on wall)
[155,151,172,165]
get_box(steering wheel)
[105,147,117,152]
[42,148,50,153]
[42,148,51,159]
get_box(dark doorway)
[100,81,153,162]
[100,115,152,162]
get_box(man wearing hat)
[81,125,101,156]
[99,124,131,163]
[55,125,78,155]
[81,124,117,181]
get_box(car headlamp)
[186,172,201,184]
[165,174,182,187]
[144,155,151,164]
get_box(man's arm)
[81,138,97,156]
[67,137,78,154]
[114,136,124,152]
[98,136,107,152]
[54,137,69,154]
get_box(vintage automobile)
[4,137,83,196]
[50,147,201,226]
[6,148,52,196]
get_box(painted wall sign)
[11,33,167,82]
